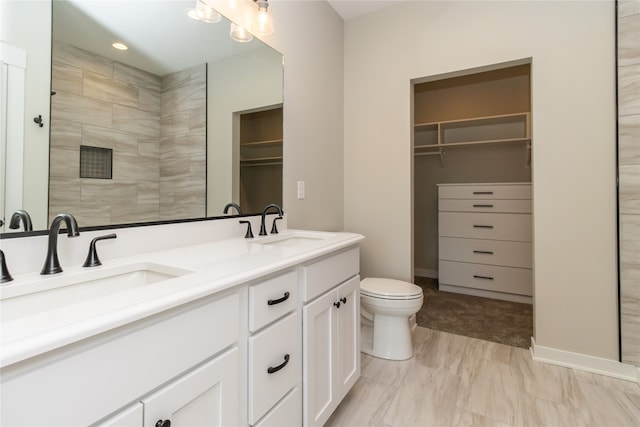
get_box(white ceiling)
[326,0,403,21]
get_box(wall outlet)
[297,181,305,199]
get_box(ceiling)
[326,0,403,21]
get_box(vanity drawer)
[439,237,532,268]
[439,198,531,214]
[438,183,531,200]
[438,212,532,241]
[301,247,359,302]
[439,260,532,296]
[249,270,298,332]
[254,387,301,427]
[249,311,301,424]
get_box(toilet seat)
[360,278,422,300]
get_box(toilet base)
[360,314,414,361]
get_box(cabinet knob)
[333,301,341,309]
[155,420,171,427]
[340,297,347,304]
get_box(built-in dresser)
[438,183,532,303]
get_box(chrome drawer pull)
[267,291,290,306]
[267,354,290,374]
[473,250,494,255]
[473,191,493,195]
[473,225,494,229]
[473,204,494,208]
[473,275,494,280]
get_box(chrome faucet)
[223,203,243,215]
[259,203,283,236]
[9,210,33,232]
[41,213,80,275]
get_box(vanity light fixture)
[252,0,274,36]
[188,0,222,23]
[230,22,253,42]
[112,42,128,50]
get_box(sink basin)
[0,262,193,323]
[255,231,336,247]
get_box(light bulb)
[195,0,221,23]
[230,22,253,43]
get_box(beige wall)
[252,0,345,230]
[344,1,618,359]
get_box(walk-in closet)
[412,60,533,347]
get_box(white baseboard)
[531,338,639,383]
[414,268,438,278]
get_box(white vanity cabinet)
[0,234,363,427]
[302,248,361,427]
[438,183,532,302]
[1,290,242,426]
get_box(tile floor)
[325,327,640,427]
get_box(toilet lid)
[360,278,423,299]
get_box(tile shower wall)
[159,65,206,221]
[618,0,640,367]
[49,41,206,226]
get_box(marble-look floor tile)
[330,327,640,427]
[325,377,397,427]
[452,409,511,427]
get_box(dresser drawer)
[439,237,532,268]
[439,260,532,296]
[249,311,301,424]
[249,270,298,332]
[438,183,531,200]
[439,199,531,214]
[302,247,359,302]
[439,212,532,241]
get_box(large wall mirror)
[0,0,283,236]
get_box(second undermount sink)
[255,231,336,247]
[0,262,193,323]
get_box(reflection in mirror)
[0,0,283,236]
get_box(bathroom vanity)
[0,228,363,426]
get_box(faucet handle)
[270,216,283,234]
[239,221,254,239]
[83,233,117,267]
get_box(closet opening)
[411,59,533,348]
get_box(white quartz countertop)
[0,229,364,368]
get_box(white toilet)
[360,278,424,361]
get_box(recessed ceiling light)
[112,42,128,51]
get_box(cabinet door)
[142,347,239,427]
[335,276,360,399]
[303,289,337,427]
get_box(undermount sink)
[0,262,193,323]
[255,231,336,247]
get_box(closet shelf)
[414,137,531,152]
[240,139,283,148]
[414,112,530,130]
[240,156,283,167]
